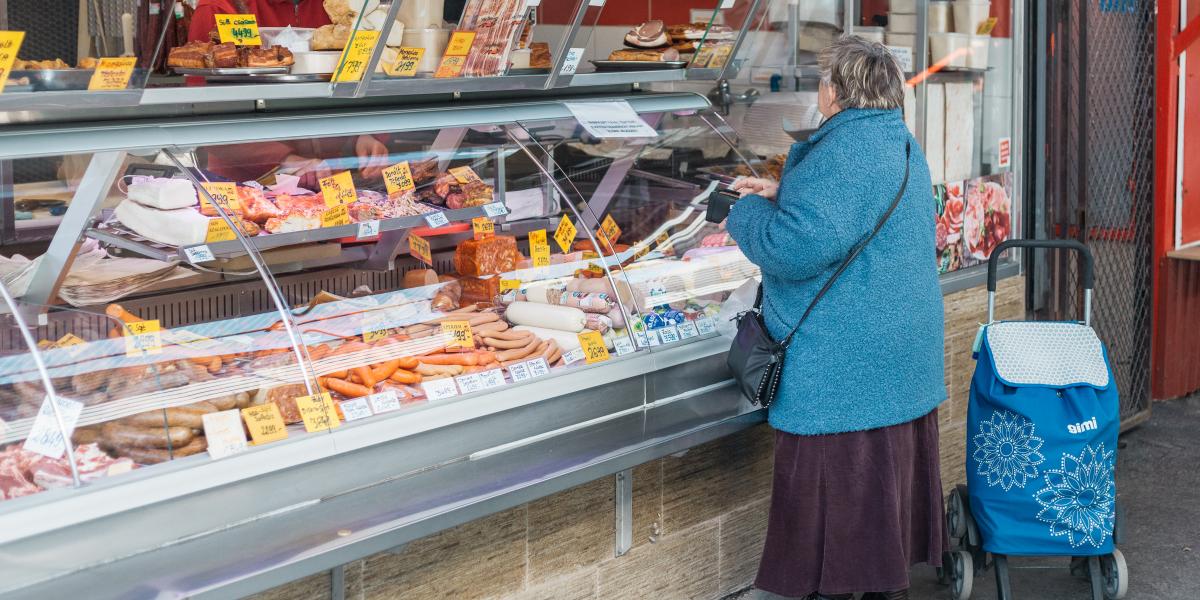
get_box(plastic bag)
[716,278,760,338]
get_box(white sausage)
[505,302,586,333]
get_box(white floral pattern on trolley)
[973,410,1045,491]
[1034,443,1116,549]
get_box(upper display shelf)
[0,0,762,113]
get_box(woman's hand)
[355,135,389,180]
[281,154,333,191]
[731,177,779,200]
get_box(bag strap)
[774,141,911,348]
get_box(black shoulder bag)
[727,142,911,407]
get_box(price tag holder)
[599,214,622,244]
[215,13,262,45]
[200,181,240,213]
[339,398,374,421]
[508,362,531,382]
[478,368,506,389]
[499,279,521,293]
[22,396,83,459]
[559,47,584,75]
[554,214,577,253]
[356,219,381,239]
[319,171,357,207]
[525,357,551,378]
[295,392,341,433]
[322,204,351,228]
[0,31,26,94]
[677,321,700,340]
[424,211,450,229]
[123,320,163,357]
[472,216,494,239]
[383,161,415,197]
[613,336,636,356]
[422,377,460,401]
[87,57,138,91]
[242,404,288,445]
[695,317,718,336]
[368,389,402,414]
[409,232,433,265]
[560,347,586,365]
[449,166,483,184]
[455,373,484,394]
[389,47,425,77]
[333,30,380,82]
[578,330,610,363]
[657,325,681,345]
[482,202,509,217]
[184,245,216,264]
[203,410,249,459]
[441,320,475,350]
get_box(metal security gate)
[1038,0,1155,428]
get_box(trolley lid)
[984,321,1111,389]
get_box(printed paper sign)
[87,57,138,91]
[23,396,83,459]
[441,320,475,350]
[215,14,262,45]
[409,232,433,265]
[242,403,288,445]
[334,30,381,83]
[296,392,341,432]
[320,171,357,207]
[339,398,374,421]
[554,214,577,253]
[123,320,163,357]
[203,410,249,459]
[565,101,659,139]
[368,389,402,413]
[559,47,584,75]
[578,331,610,364]
[383,161,415,197]
[421,377,460,401]
[0,31,26,94]
[389,47,425,77]
[887,46,914,73]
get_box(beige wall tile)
[528,477,614,584]
[661,425,774,535]
[360,507,527,600]
[718,499,770,597]
[939,422,968,487]
[631,460,663,550]
[596,522,721,600]
[247,571,332,600]
[494,570,597,600]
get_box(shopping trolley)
[943,240,1129,600]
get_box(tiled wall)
[252,277,1026,600]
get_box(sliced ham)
[624,20,669,49]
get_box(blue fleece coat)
[726,108,945,435]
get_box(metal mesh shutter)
[1042,0,1155,427]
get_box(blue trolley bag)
[966,240,1120,557]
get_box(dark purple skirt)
[755,408,947,597]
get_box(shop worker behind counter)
[726,36,946,600]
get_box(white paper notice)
[482,202,509,217]
[887,46,914,73]
[424,212,450,228]
[613,336,635,356]
[695,317,718,336]
[561,348,585,365]
[357,220,380,239]
[508,361,531,382]
[183,245,215,264]
[368,390,402,414]
[526,357,550,378]
[340,398,374,421]
[677,321,700,340]
[657,326,681,345]
[566,101,659,139]
[203,410,249,459]
[23,396,84,459]
[560,47,584,75]
[422,378,460,401]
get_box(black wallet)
[706,189,739,223]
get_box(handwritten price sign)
[389,47,425,77]
[320,171,357,207]
[0,31,26,94]
[123,320,163,357]
[409,232,432,265]
[242,404,288,445]
[383,161,415,198]
[296,392,341,433]
[441,320,475,350]
[553,214,577,253]
[334,30,380,83]
[87,57,138,91]
[215,14,262,45]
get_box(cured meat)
[264,211,322,234]
[273,194,325,213]
[167,41,212,69]
[454,235,519,277]
[239,187,284,224]
[209,43,240,68]
[245,46,295,68]
[624,20,669,49]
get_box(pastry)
[607,48,681,62]
[529,42,551,69]
[312,23,352,50]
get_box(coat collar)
[806,108,902,145]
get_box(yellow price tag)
[578,330,610,364]
[449,166,483,185]
[295,392,341,433]
[444,31,477,56]
[123,320,162,357]
[499,279,521,293]
[200,181,240,213]
[321,204,351,227]
[528,229,551,267]
[383,161,415,198]
[87,57,138,91]
[242,404,288,445]
[441,320,475,350]
[691,46,715,69]
[581,250,600,260]
[632,244,651,261]
[55,333,86,348]
[554,214,577,253]
[708,45,733,69]
[319,171,357,207]
[409,232,432,265]
[434,55,466,78]
[362,324,391,344]
[333,29,380,83]
[206,218,238,243]
[472,216,494,239]
[0,31,26,94]
[215,14,262,46]
[599,214,622,244]
[387,47,425,77]
[976,17,999,36]
[655,231,671,250]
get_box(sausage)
[119,436,209,465]
[101,422,194,449]
[415,363,465,377]
[495,337,541,362]
[505,302,586,332]
[482,333,533,350]
[120,403,215,429]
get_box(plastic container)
[967,35,990,69]
[397,0,445,29]
[929,1,953,33]
[260,27,315,52]
[886,32,916,50]
[889,0,917,11]
[851,26,885,43]
[400,27,450,73]
[953,1,992,34]
[929,32,970,67]
[887,12,918,34]
[291,51,342,74]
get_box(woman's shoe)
[861,591,909,600]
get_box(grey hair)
[818,35,906,110]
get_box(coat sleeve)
[725,145,862,281]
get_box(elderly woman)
[726,36,946,600]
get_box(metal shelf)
[568,69,688,87]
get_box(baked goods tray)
[174,67,292,77]
[589,60,688,72]
[11,69,97,91]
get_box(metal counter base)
[5,373,763,600]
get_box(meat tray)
[173,67,292,77]
[589,60,688,72]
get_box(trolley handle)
[986,239,1095,326]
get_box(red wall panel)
[540,1,719,26]
[1182,2,1200,246]
[1159,258,1200,399]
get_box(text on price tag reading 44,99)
[553,214,577,253]
[409,232,432,265]
[123,320,163,357]
[441,320,474,350]
[215,14,262,45]
[295,392,341,432]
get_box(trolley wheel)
[947,550,974,600]
[948,487,968,540]
[1100,548,1129,600]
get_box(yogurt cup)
[929,1,953,33]
[953,1,992,34]
[887,12,918,34]
[929,32,970,68]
